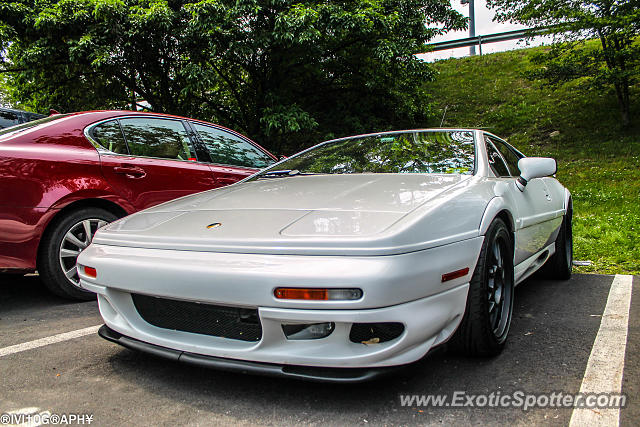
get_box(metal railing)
[428,27,550,55]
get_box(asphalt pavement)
[0,273,637,426]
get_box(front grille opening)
[131,293,262,342]
[349,322,404,344]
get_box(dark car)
[0,110,276,299]
[0,107,46,129]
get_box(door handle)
[113,166,146,178]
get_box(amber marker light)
[82,266,97,278]
[441,267,469,283]
[274,288,362,301]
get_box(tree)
[487,0,640,128]
[0,74,10,107]
[0,0,465,153]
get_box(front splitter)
[98,325,398,383]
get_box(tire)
[539,199,573,280]
[38,207,118,300]
[450,218,515,357]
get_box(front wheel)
[38,207,118,300]
[450,218,515,356]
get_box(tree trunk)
[621,106,630,128]
[622,79,631,128]
[614,81,631,128]
[130,69,136,111]
[598,30,632,128]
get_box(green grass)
[425,46,640,275]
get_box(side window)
[489,137,522,177]
[0,110,21,129]
[90,120,128,154]
[119,118,195,161]
[485,139,510,177]
[193,123,274,168]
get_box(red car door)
[189,122,276,185]
[89,117,217,210]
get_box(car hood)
[94,174,484,255]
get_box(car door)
[89,117,217,210]
[189,122,276,185]
[484,136,560,265]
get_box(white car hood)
[94,174,481,255]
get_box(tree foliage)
[0,0,465,153]
[487,0,640,128]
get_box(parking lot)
[1,273,637,426]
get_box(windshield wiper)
[258,169,307,179]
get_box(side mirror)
[516,157,557,192]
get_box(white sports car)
[78,129,572,382]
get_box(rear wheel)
[38,207,118,300]
[540,199,573,280]
[451,218,514,356]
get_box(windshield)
[254,130,475,178]
[0,114,71,138]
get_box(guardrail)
[428,27,550,55]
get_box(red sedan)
[0,111,276,299]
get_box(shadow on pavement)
[0,273,84,313]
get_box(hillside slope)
[425,46,639,274]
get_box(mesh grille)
[131,293,262,342]
[349,323,404,343]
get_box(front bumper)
[92,284,468,369]
[78,238,480,370]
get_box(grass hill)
[424,46,640,275]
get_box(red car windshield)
[0,114,71,139]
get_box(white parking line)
[569,274,633,427]
[0,325,101,358]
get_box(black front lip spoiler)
[98,325,397,383]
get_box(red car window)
[119,117,195,161]
[91,120,128,154]
[193,123,274,169]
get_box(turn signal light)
[441,267,469,283]
[83,266,97,278]
[274,288,362,301]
